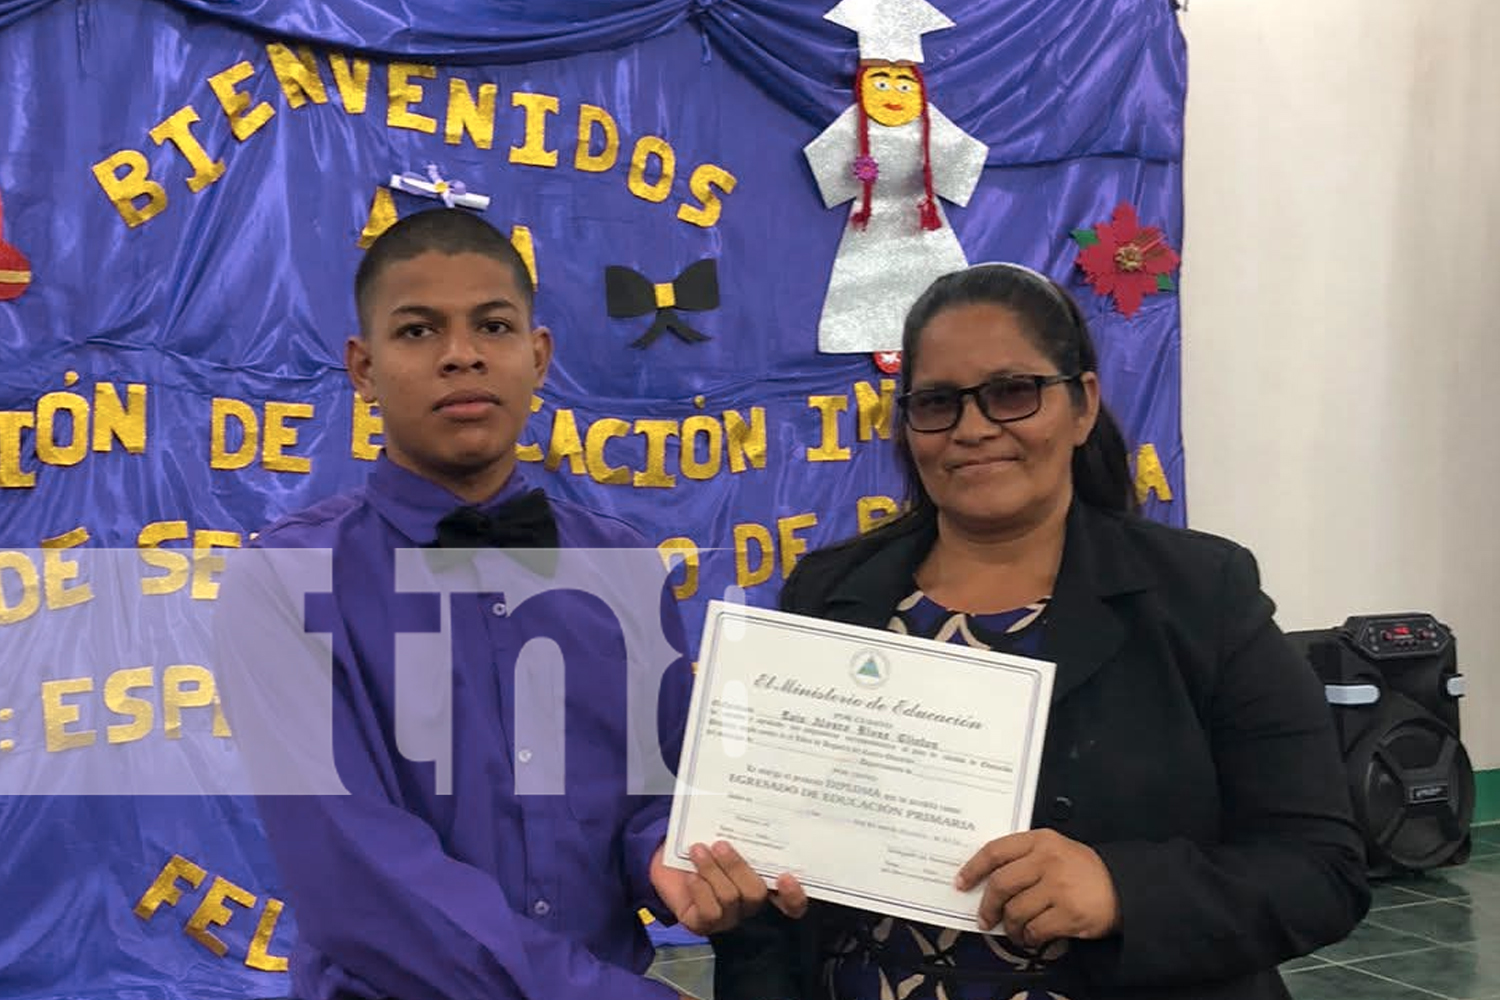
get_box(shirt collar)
[365,452,533,545]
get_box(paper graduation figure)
[804,0,989,358]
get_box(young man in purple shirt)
[232,208,777,1000]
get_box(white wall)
[1180,0,1500,769]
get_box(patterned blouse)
[821,590,1077,1000]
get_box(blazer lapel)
[820,520,937,631]
[810,505,1149,708]
[1041,503,1151,706]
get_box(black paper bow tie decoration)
[605,259,719,348]
[426,488,559,576]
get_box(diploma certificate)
[665,600,1056,931]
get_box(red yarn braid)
[912,65,941,231]
[851,64,875,231]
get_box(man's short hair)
[354,208,534,334]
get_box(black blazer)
[712,502,1370,1000]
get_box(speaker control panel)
[1343,613,1451,659]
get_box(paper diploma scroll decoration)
[387,164,491,212]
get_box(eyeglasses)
[899,373,1081,433]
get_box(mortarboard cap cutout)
[824,0,955,64]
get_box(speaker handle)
[1326,683,1380,706]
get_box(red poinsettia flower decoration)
[1072,203,1180,318]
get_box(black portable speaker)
[1285,613,1475,875]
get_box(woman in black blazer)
[713,264,1369,1000]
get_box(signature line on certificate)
[722,733,859,766]
[907,763,1011,790]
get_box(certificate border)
[671,602,1050,927]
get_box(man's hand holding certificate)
[665,601,1055,932]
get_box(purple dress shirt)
[239,455,692,1000]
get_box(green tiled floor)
[1281,825,1500,1000]
[649,943,714,1000]
[649,825,1500,1000]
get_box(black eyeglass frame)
[897,373,1082,433]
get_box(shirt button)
[517,748,533,764]
[1051,796,1075,822]
[533,898,551,916]
[490,600,507,617]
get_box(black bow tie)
[433,489,558,550]
[427,489,559,575]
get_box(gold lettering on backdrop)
[328,53,371,114]
[724,408,767,473]
[92,48,740,230]
[0,409,35,487]
[185,876,258,957]
[148,106,226,193]
[514,395,546,462]
[135,856,291,969]
[857,494,900,534]
[509,225,538,286]
[574,103,620,173]
[91,150,168,228]
[0,549,42,624]
[261,401,314,473]
[731,512,821,590]
[525,407,766,484]
[91,382,148,453]
[679,415,723,481]
[351,395,383,459]
[657,538,700,601]
[41,677,96,752]
[583,418,631,485]
[446,78,498,149]
[632,419,678,488]
[1133,442,1173,504]
[387,63,438,133]
[358,186,399,249]
[34,395,86,467]
[12,376,150,478]
[211,397,258,470]
[162,664,232,738]
[40,526,92,611]
[265,43,329,108]
[190,532,241,601]
[627,135,675,203]
[36,664,237,747]
[210,399,314,473]
[245,898,290,971]
[34,375,90,467]
[0,380,148,487]
[855,379,897,441]
[509,92,561,168]
[734,522,775,589]
[676,163,738,228]
[777,513,817,579]
[104,666,156,745]
[208,61,276,140]
[134,526,246,599]
[138,521,191,596]
[544,408,586,475]
[806,395,851,462]
[134,855,209,920]
[0,531,98,623]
